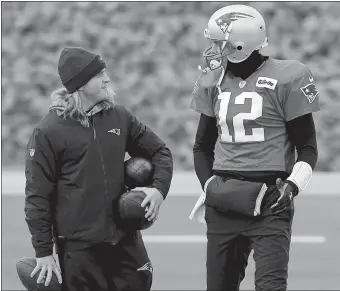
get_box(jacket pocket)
[55,189,85,238]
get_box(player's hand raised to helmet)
[137,187,164,221]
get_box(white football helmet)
[203,5,268,69]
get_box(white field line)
[142,235,326,244]
[2,171,340,196]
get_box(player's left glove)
[270,178,299,214]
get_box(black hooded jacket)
[25,104,173,257]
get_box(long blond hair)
[49,88,114,127]
[50,88,90,127]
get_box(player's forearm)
[194,152,214,189]
[296,142,318,170]
[286,113,318,192]
[193,114,218,190]
[286,113,318,169]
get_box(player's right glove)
[270,178,298,214]
[271,161,313,214]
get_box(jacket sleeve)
[125,109,173,198]
[193,114,218,190]
[25,128,58,258]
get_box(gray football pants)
[205,184,294,291]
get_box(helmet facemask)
[202,21,236,71]
[202,40,236,71]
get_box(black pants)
[58,234,152,291]
[205,183,294,291]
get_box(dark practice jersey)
[190,58,321,173]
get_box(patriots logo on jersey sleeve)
[215,12,255,34]
[300,83,319,103]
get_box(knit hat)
[58,47,106,93]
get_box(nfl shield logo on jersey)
[300,83,319,103]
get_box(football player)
[190,5,320,291]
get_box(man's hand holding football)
[31,255,62,286]
[138,187,164,221]
[271,178,298,214]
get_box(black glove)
[270,178,299,214]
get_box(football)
[118,190,154,230]
[124,157,154,189]
[16,257,61,291]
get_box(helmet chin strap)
[216,65,226,95]
[214,28,230,94]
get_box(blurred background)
[2,2,340,290]
[2,1,340,171]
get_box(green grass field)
[2,192,340,290]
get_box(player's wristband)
[286,161,313,192]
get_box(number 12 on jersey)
[217,92,265,143]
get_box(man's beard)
[104,86,116,105]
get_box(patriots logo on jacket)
[300,83,319,103]
[108,128,120,135]
[137,262,153,274]
[215,12,255,34]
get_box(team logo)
[256,77,278,90]
[29,148,35,157]
[215,12,255,34]
[137,262,153,274]
[108,128,120,135]
[300,83,319,103]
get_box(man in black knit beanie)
[24,47,173,291]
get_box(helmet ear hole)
[237,45,243,50]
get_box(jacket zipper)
[93,125,97,139]
[92,117,113,237]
